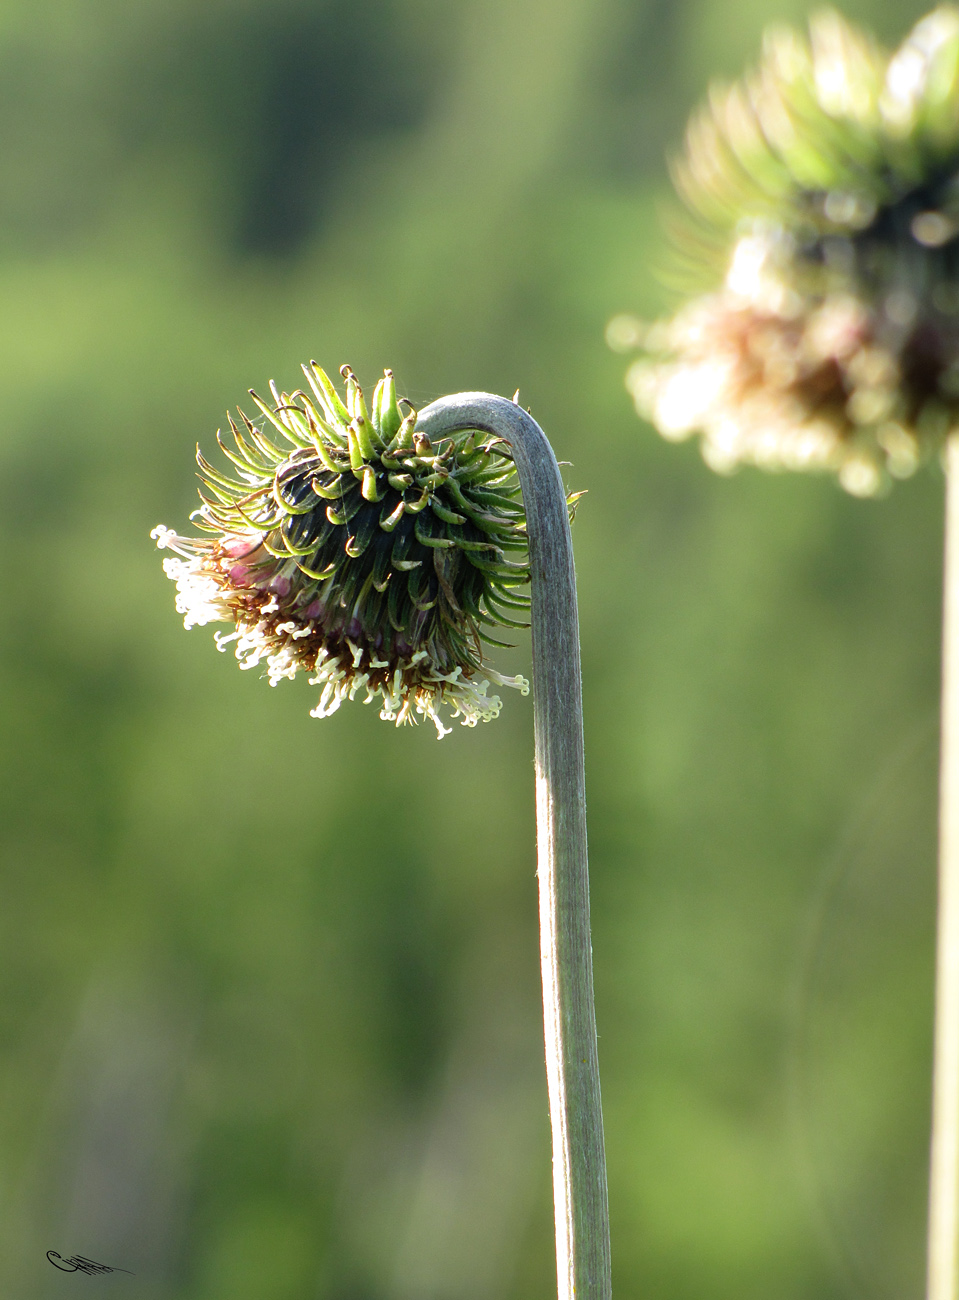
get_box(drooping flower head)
[153,364,534,737]
[616,5,959,495]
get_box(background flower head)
[617,5,959,495]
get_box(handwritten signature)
[47,1251,133,1276]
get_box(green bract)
[616,5,959,495]
[153,364,532,736]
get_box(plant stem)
[418,394,612,1300]
[930,434,959,1300]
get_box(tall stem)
[931,435,959,1300]
[418,394,612,1300]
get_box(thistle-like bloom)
[153,364,533,737]
[618,5,959,495]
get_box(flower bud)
[153,365,533,737]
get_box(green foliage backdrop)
[0,0,945,1297]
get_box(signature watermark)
[47,1252,133,1277]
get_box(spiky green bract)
[153,364,533,737]
[618,6,959,496]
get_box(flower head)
[617,5,959,495]
[154,364,533,737]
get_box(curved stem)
[418,394,611,1300]
[929,434,959,1300]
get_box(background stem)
[418,394,612,1300]
[929,434,959,1300]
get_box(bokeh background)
[0,0,949,1296]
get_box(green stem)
[418,394,611,1300]
[929,434,959,1300]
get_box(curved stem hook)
[418,393,611,1300]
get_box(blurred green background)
[0,0,948,1296]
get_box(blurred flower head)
[615,5,959,495]
[153,364,531,737]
